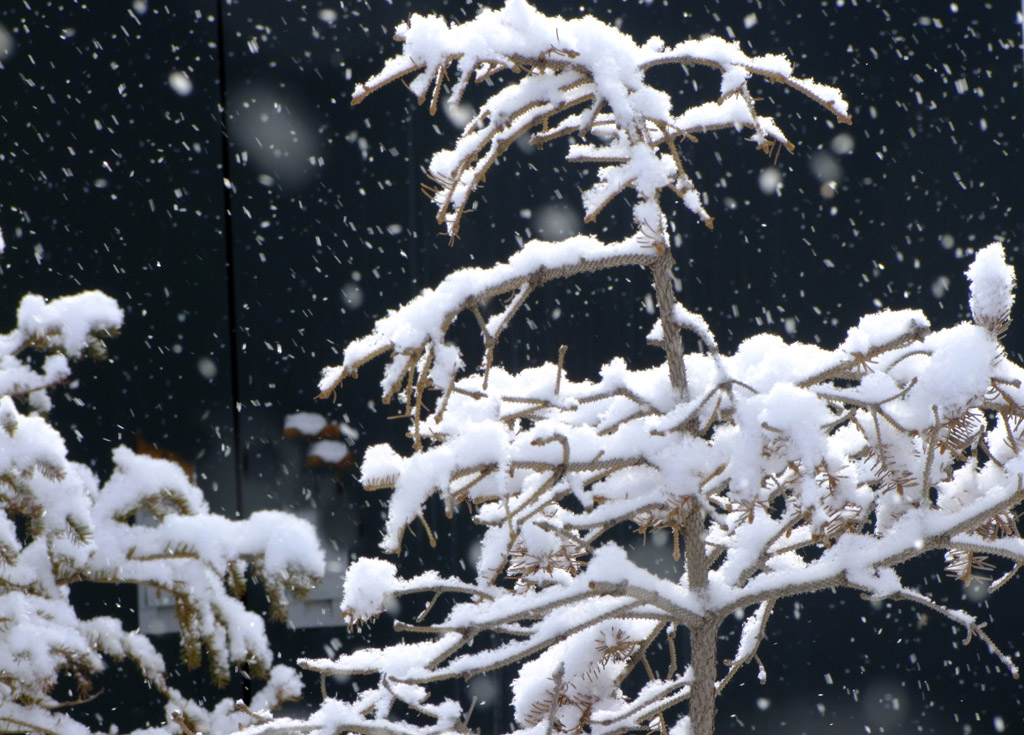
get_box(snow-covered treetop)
[327,0,850,413]
[353,0,849,240]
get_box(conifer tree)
[0,244,326,734]
[244,3,1023,734]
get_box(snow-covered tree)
[0,237,326,734]
[244,3,1023,734]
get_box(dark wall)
[1,1,1021,732]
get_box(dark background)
[0,1,1021,733]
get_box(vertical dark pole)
[213,0,246,521]
[214,0,253,706]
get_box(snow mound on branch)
[967,241,1014,334]
[17,291,122,357]
[341,558,399,625]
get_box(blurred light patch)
[964,577,989,602]
[168,70,193,97]
[532,203,582,240]
[830,131,855,155]
[467,674,498,709]
[758,166,782,196]
[443,96,475,129]
[197,357,218,380]
[863,678,908,730]
[0,24,16,61]
[341,282,364,309]
[230,87,322,189]
[809,150,843,184]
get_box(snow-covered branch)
[318,234,656,430]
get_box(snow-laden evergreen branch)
[0,288,326,735]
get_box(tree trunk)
[688,621,718,735]
[683,500,716,735]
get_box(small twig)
[418,514,438,548]
[666,625,678,679]
[885,589,1019,679]
[236,700,273,724]
[544,662,566,735]
[641,653,656,681]
[416,591,443,624]
[170,711,199,735]
[0,717,62,735]
[555,344,568,396]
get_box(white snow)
[352,0,849,244]
[321,234,655,398]
[308,439,349,464]
[284,411,329,436]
